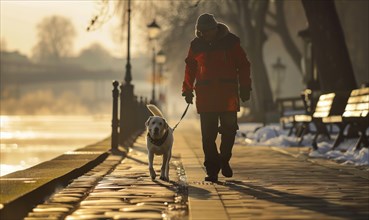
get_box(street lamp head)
[147,19,161,40]
[156,50,166,64]
[272,57,286,72]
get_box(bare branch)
[274,0,303,73]
[265,22,278,32]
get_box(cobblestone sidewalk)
[25,135,188,220]
[24,119,369,220]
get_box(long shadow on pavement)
[152,177,212,200]
[220,180,367,220]
[126,155,149,165]
[186,185,212,200]
[131,144,149,154]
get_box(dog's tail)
[146,104,164,118]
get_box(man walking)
[182,13,252,182]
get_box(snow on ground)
[236,123,369,168]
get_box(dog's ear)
[145,116,153,127]
[163,118,169,130]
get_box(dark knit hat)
[196,13,218,32]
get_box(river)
[0,115,110,176]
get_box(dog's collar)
[148,130,169,146]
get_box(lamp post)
[156,50,166,96]
[124,0,132,84]
[147,19,161,104]
[298,28,319,90]
[271,57,286,100]
[119,0,134,144]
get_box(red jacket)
[182,24,252,113]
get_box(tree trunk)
[245,0,274,122]
[301,0,357,92]
[275,1,302,74]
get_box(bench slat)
[322,115,342,123]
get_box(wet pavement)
[24,119,369,220]
[25,136,187,220]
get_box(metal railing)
[111,80,150,150]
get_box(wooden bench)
[322,87,369,150]
[311,92,350,148]
[277,97,306,131]
[277,89,316,136]
[291,92,349,149]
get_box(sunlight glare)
[0,164,28,177]
[0,116,10,127]
[0,131,37,140]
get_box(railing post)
[139,96,146,130]
[111,80,119,150]
[132,95,139,134]
[119,83,135,144]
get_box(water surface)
[0,115,110,176]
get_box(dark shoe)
[221,162,233,177]
[204,175,218,182]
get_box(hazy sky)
[0,0,125,57]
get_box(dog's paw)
[160,176,169,182]
[149,168,156,180]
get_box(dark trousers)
[200,112,238,176]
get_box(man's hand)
[182,91,194,104]
[240,87,251,102]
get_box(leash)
[172,103,190,131]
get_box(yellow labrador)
[145,104,173,181]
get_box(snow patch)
[237,123,369,167]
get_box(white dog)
[145,104,173,181]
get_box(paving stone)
[61,189,89,194]
[32,206,70,212]
[65,214,110,220]
[80,199,125,206]
[49,196,81,203]
[54,193,84,197]
[88,195,147,200]
[73,209,111,215]
[119,206,164,213]
[129,197,174,204]
[105,211,163,219]
[78,205,129,210]
[94,185,126,190]
[135,202,170,208]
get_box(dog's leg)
[160,153,170,181]
[148,152,156,180]
[165,152,171,180]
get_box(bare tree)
[266,0,302,74]
[302,0,357,91]
[76,43,117,71]
[32,15,76,63]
